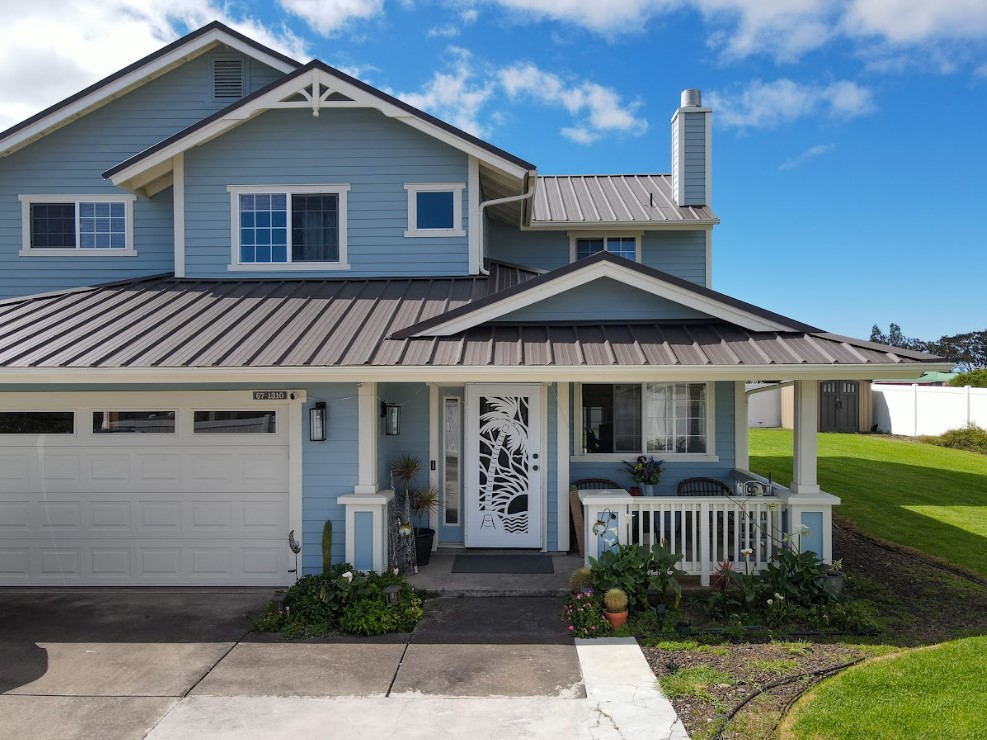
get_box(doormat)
[451,554,554,575]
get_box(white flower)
[341,571,353,582]
[392,568,400,576]
[740,548,753,559]
[767,599,773,606]
[774,592,784,601]
[795,523,811,537]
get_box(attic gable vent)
[212,58,245,100]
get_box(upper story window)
[571,235,639,262]
[228,185,350,271]
[404,183,465,238]
[579,382,713,458]
[18,195,136,256]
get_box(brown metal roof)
[532,175,718,225]
[0,265,941,371]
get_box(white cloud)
[844,0,987,44]
[485,0,678,34]
[976,62,987,78]
[707,79,875,129]
[427,23,461,38]
[779,143,836,170]
[277,0,385,36]
[393,47,495,136]
[499,63,648,143]
[0,0,307,133]
[696,0,838,62]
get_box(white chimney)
[671,88,712,207]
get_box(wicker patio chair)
[676,477,732,497]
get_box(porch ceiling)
[0,267,943,372]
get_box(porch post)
[791,380,820,494]
[556,382,571,552]
[355,382,378,494]
[734,381,749,471]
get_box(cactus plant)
[604,588,628,614]
[569,567,593,593]
[321,520,333,573]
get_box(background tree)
[946,368,987,388]
[869,325,987,371]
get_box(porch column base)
[774,490,841,563]
[578,489,631,566]
[339,490,394,572]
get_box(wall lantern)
[309,401,327,441]
[381,401,401,436]
[383,584,401,605]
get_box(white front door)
[464,384,542,548]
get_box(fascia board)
[0,28,296,159]
[0,363,953,385]
[522,220,718,231]
[410,260,790,337]
[110,68,529,186]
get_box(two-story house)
[0,22,946,587]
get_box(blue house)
[0,23,946,587]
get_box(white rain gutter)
[477,169,538,275]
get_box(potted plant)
[603,588,629,628]
[392,454,438,566]
[624,455,663,496]
[568,566,593,594]
[410,485,439,565]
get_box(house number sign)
[252,391,289,401]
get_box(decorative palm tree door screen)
[464,384,543,548]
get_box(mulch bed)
[641,524,987,739]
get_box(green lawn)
[784,636,987,739]
[749,429,987,578]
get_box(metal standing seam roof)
[0,266,941,371]
[531,175,718,225]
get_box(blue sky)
[1,1,984,340]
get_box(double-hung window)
[229,185,350,270]
[571,235,639,262]
[19,195,136,255]
[579,382,713,458]
[404,183,465,237]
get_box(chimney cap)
[680,89,702,108]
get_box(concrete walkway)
[0,591,687,740]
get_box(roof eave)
[0,22,300,159]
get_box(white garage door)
[0,392,293,586]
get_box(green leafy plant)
[762,546,836,607]
[410,485,439,530]
[647,541,686,609]
[920,424,987,456]
[253,564,423,638]
[562,588,611,637]
[624,455,664,485]
[589,543,652,610]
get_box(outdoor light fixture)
[309,401,327,441]
[592,508,615,537]
[381,401,400,436]
[383,584,401,605]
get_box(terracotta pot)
[605,610,628,629]
[629,487,641,496]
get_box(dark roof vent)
[212,58,245,99]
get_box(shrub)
[562,589,611,637]
[947,369,987,388]
[921,424,987,456]
[589,542,686,612]
[253,565,422,638]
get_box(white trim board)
[409,258,794,337]
[108,66,529,192]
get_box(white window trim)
[568,231,642,264]
[571,381,718,462]
[18,194,137,256]
[227,184,351,272]
[404,182,466,238]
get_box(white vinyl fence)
[871,384,987,436]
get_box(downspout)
[476,169,538,275]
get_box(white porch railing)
[579,471,840,586]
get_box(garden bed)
[640,524,987,739]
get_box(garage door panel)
[0,395,291,586]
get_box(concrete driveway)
[0,592,590,740]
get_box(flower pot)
[605,610,628,629]
[629,486,641,496]
[642,484,656,497]
[414,527,435,566]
